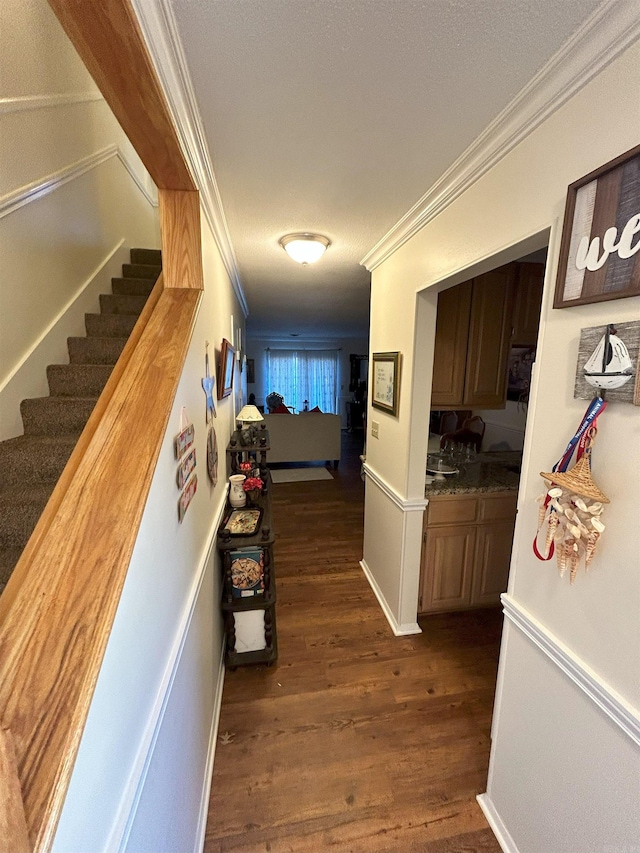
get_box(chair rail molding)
[502,594,640,746]
[362,461,427,512]
[0,145,156,220]
[104,501,227,853]
[361,0,640,271]
[130,0,248,317]
[0,91,103,114]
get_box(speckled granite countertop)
[425,451,522,497]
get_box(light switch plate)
[371,421,379,438]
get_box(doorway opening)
[415,232,549,627]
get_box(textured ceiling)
[169,0,603,339]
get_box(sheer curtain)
[266,350,338,413]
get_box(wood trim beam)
[0,728,31,853]
[0,287,201,850]
[159,189,204,289]
[46,0,194,191]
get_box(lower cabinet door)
[471,520,515,605]
[420,524,476,612]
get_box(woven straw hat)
[541,454,609,503]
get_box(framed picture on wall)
[554,144,640,308]
[246,358,255,384]
[217,338,235,399]
[371,351,401,416]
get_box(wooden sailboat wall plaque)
[574,320,640,405]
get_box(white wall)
[52,211,244,853]
[246,335,369,426]
[0,0,159,440]
[366,35,640,853]
[475,401,528,451]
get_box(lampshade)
[236,404,264,423]
[279,233,330,265]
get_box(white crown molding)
[362,461,427,512]
[0,91,103,114]
[0,145,157,220]
[502,594,640,747]
[361,0,640,271]
[130,0,248,318]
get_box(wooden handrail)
[0,286,201,849]
[46,0,194,191]
[0,2,209,849]
[0,728,31,853]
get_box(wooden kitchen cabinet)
[419,491,517,614]
[431,263,516,409]
[511,262,544,346]
[420,524,476,611]
[430,280,472,406]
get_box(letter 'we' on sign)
[554,144,640,309]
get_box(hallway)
[205,433,502,852]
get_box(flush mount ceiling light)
[279,233,330,265]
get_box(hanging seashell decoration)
[537,483,607,581]
[535,424,609,583]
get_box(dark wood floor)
[205,432,502,853]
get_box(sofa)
[262,413,341,466]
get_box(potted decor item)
[229,474,246,507]
[243,476,264,506]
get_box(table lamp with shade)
[236,404,264,445]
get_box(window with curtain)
[266,350,338,413]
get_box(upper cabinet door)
[463,265,516,408]
[431,280,472,407]
[512,262,544,346]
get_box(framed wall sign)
[554,144,640,308]
[372,351,401,416]
[217,338,235,399]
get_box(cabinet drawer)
[478,493,517,522]
[428,497,477,525]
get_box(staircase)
[0,248,162,595]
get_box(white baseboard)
[476,794,519,853]
[360,559,421,636]
[193,643,225,853]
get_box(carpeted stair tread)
[21,396,98,435]
[0,434,77,484]
[68,335,127,365]
[0,483,55,549]
[130,248,162,266]
[47,364,113,397]
[85,312,138,338]
[122,263,161,280]
[110,277,157,297]
[0,247,160,595]
[99,293,147,315]
[0,547,24,592]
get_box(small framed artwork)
[230,547,265,598]
[246,358,255,384]
[554,144,640,309]
[217,338,235,399]
[372,351,401,416]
